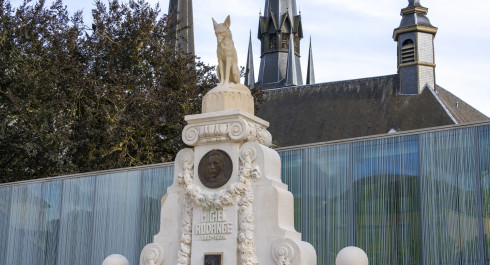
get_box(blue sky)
[9,0,490,116]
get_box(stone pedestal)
[202,84,254,114]
[140,84,316,265]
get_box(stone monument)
[140,15,316,265]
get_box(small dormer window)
[269,34,277,51]
[281,33,289,49]
[401,39,415,64]
[294,35,300,54]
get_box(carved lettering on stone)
[195,208,233,240]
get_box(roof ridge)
[435,85,489,121]
[265,74,399,93]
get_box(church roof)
[399,13,433,28]
[397,0,434,29]
[257,75,488,147]
[434,85,488,124]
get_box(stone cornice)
[398,61,436,70]
[393,25,438,40]
[183,110,272,147]
[401,6,428,16]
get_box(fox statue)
[212,15,241,85]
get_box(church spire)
[306,37,315,85]
[168,0,194,55]
[257,0,304,89]
[245,31,255,89]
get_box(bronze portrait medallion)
[198,150,233,189]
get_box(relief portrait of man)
[198,150,233,189]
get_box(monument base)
[140,140,317,265]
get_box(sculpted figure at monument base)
[140,15,316,265]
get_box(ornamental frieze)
[182,118,272,147]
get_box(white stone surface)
[141,104,316,265]
[335,246,369,265]
[183,109,271,147]
[102,254,130,265]
[201,83,254,115]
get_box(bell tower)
[257,0,304,89]
[393,0,437,94]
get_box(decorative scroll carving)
[140,243,165,265]
[183,127,199,146]
[177,145,261,265]
[272,240,295,265]
[182,119,271,147]
[228,119,248,141]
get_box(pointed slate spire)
[168,0,194,55]
[285,35,299,86]
[264,0,298,24]
[245,31,255,89]
[306,37,315,85]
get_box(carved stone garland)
[176,146,261,265]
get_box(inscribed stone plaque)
[198,150,232,188]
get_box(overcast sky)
[10,0,490,116]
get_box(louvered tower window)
[269,34,277,51]
[401,39,415,64]
[294,35,300,54]
[281,33,289,49]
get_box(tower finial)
[306,36,315,85]
[245,30,255,89]
[408,0,421,6]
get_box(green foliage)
[0,0,218,183]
